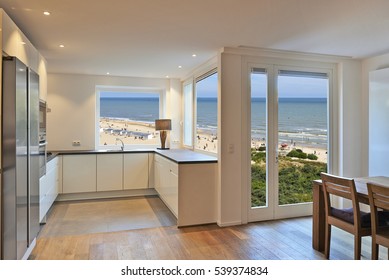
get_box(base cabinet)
[97,154,123,191]
[39,156,61,222]
[154,154,178,217]
[154,153,217,226]
[62,154,97,193]
[123,153,149,189]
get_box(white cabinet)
[97,154,123,191]
[39,156,61,222]
[154,154,178,217]
[62,154,97,193]
[123,153,149,189]
[154,151,217,227]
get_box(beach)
[99,118,327,163]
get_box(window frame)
[193,68,218,155]
[182,79,194,148]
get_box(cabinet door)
[154,154,178,217]
[62,154,97,193]
[123,153,149,189]
[96,154,123,191]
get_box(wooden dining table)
[312,176,389,252]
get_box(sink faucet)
[115,138,124,151]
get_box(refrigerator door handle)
[39,141,48,147]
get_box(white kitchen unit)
[123,153,149,190]
[39,156,61,222]
[177,162,217,227]
[97,153,123,191]
[154,154,178,217]
[154,150,217,227]
[62,154,97,193]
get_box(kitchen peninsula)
[42,149,217,227]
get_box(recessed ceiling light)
[166,75,169,78]
[106,72,110,75]
[43,11,51,16]
[59,44,65,48]
[178,65,182,69]
[192,54,197,57]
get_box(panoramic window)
[195,71,218,153]
[98,90,161,148]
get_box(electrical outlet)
[72,140,81,146]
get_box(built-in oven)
[39,100,47,177]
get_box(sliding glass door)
[249,65,329,221]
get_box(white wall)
[47,73,180,151]
[362,53,389,176]
[338,60,363,177]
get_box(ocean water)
[100,97,327,148]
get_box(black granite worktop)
[47,148,217,164]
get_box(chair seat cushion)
[331,208,371,227]
[331,208,389,227]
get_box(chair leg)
[324,223,331,259]
[354,234,362,260]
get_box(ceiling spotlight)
[106,72,110,75]
[178,65,182,69]
[192,54,197,57]
[43,11,51,16]
[59,44,65,48]
[166,75,169,78]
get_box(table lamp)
[155,119,171,149]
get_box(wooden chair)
[367,182,389,260]
[320,173,371,259]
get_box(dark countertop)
[47,148,217,164]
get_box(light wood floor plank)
[29,197,389,260]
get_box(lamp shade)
[155,119,171,131]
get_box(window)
[97,87,163,148]
[195,70,218,153]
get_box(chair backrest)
[320,172,360,226]
[367,183,389,230]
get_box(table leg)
[312,180,325,252]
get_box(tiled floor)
[38,196,177,238]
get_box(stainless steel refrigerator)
[1,56,40,260]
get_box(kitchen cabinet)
[123,153,149,189]
[154,154,178,217]
[153,150,217,227]
[39,156,61,222]
[97,154,123,191]
[62,154,97,193]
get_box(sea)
[100,97,327,148]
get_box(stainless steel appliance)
[1,56,40,260]
[39,100,47,178]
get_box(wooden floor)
[30,197,388,260]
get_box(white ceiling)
[1,0,389,79]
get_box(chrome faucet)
[115,138,124,151]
